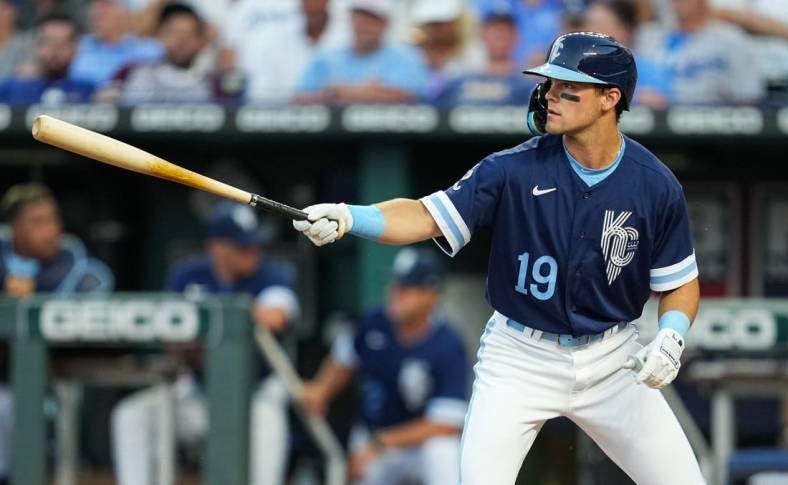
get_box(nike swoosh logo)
[532,186,557,196]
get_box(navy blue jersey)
[167,255,295,301]
[421,134,697,336]
[336,308,468,430]
[0,233,114,294]
[167,256,299,378]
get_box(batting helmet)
[523,32,637,110]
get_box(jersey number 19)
[515,252,557,301]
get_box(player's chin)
[544,122,566,135]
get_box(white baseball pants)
[349,426,460,485]
[111,374,288,485]
[459,312,706,485]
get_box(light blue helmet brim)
[522,63,608,85]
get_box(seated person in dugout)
[301,247,469,485]
[111,201,299,485]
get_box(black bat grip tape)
[250,194,308,220]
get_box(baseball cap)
[206,202,270,247]
[350,0,392,20]
[411,0,462,24]
[390,248,446,289]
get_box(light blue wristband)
[6,253,40,278]
[347,205,385,241]
[658,310,690,338]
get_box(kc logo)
[601,210,639,285]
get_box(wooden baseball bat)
[31,115,308,220]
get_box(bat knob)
[622,356,644,372]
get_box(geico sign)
[40,300,200,342]
[690,308,777,351]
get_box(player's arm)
[292,198,441,247]
[300,356,354,415]
[301,331,359,415]
[628,184,700,389]
[349,418,460,481]
[253,287,300,333]
[377,199,442,243]
[294,157,501,251]
[628,278,699,389]
[658,277,700,322]
[372,418,460,449]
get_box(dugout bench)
[0,293,344,485]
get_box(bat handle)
[250,194,308,220]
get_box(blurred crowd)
[0,0,787,108]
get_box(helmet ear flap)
[526,80,551,136]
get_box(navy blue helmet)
[523,32,638,110]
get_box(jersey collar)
[563,134,626,188]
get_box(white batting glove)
[292,203,354,247]
[628,328,685,389]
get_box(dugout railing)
[0,294,346,485]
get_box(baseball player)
[294,32,705,484]
[301,247,468,485]
[112,202,299,485]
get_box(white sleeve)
[330,332,358,369]
[255,285,300,320]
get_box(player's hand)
[299,382,329,416]
[349,445,379,481]
[292,203,353,247]
[627,328,685,389]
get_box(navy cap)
[391,248,446,288]
[206,202,269,247]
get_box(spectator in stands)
[410,0,485,103]
[0,0,34,80]
[583,0,672,108]
[473,0,565,69]
[0,14,94,105]
[710,0,788,101]
[634,0,764,104]
[0,182,114,296]
[232,0,349,104]
[435,11,535,106]
[219,0,305,99]
[294,0,429,105]
[70,0,162,87]
[112,201,298,485]
[301,248,469,485]
[96,3,228,104]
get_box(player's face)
[209,240,260,279]
[543,79,612,134]
[386,284,440,324]
[12,199,62,262]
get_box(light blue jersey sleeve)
[421,156,505,256]
[649,186,698,291]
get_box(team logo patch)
[398,359,432,411]
[601,210,639,285]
